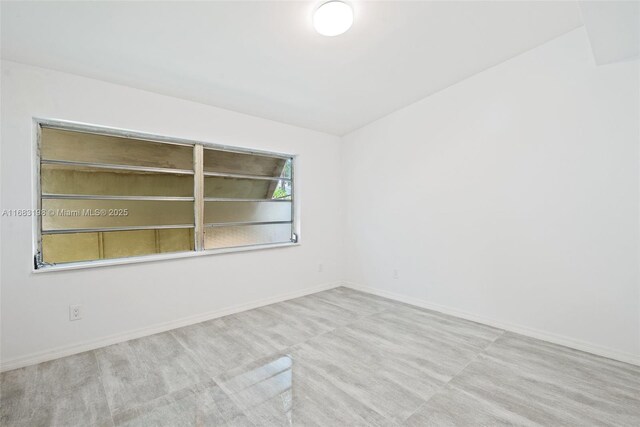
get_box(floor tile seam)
[161,291,385,356]
[164,299,355,357]
[151,299,396,421]
[398,329,507,424]
[426,384,540,427]
[283,321,349,349]
[480,332,640,387]
[471,350,640,400]
[446,329,506,382]
[90,350,117,427]
[213,335,326,383]
[281,305,391,350]
[286,357,398,426]
[4,369,106,401]
[164,301,496,421]
[226,343,396,423]
[433,330,506,399]
[448,383,587,427]
[168,328,214,376]
[376,305,507,339]
[162,328,234,405]
[207,344,300,414]
[214,362,292,396]
[357,320,502,355]
[211,378,260,427]
[307,294,391,321]
[497,331,640,374]
[164,328,328,407]
[109,376,218,423]
[399,399,428,425]
[435,336,640,426]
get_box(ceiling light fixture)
[313,1,353,37]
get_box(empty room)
[1,0,639,426]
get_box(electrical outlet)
[318,263,324,273]
[69,305,82,321]
[393,269,399,279]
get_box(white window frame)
[32,118,299,272]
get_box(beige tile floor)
[2,287,639,426]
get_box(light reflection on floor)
[218,354,293,425]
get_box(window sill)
[32,242,300,273]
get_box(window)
[35,120,296,270]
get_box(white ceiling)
[579,1,640,65]
[1,1,583,135]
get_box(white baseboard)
[0,281,341,372]
[343,282,640,366]
[5,281,637,371]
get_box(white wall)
[0,61,344,369]
[2,26,639,370]
[342,28,640,363]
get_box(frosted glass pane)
[203,148,290,178]
[204,223,292,249]
[42,232,100,264]
[41,164,193,197]
[41,127,193,170]
[101,229,158,258]
[42,228,193,264]
[204,201,291,224]
[204,176,291,199]
[157,228,195,253]
[42,199,194,231]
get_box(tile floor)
[1,287,639,426]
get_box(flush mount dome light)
[313,1,353,36]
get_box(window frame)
[32,118,299,272]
